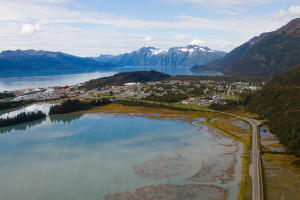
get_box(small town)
[3,79,263,106]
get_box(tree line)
[0,111,46,127]
[0,92,15,100]
[49,98,111,115]
[115,99,191,111]
[0,100,35,111]
[143,93,189,103]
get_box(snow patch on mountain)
[93,44,227,67]
[150,48,168,55]
[174,45,215,54]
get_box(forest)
[246,61,300,154]
[115,99,190,111]
[84,70,171,89]
[0,100,34,111]
[0,111,46,127]
[208,99,240,111]
[143,93,189,103]
[49,98,111,115]
[0,92,15,100]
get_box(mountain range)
[191,18,300,77]
[0,50,116,77]
[93,45,226,67]
[0,18,298,78]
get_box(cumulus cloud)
[288,5,300,17]
[189,39,205,45]
[144,36,153,41]
[21,24,42,34]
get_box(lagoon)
[0,105,241,200]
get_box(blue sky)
[0,0,299,56]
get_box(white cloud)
[189,39,205,45]
[275,6,300,20]
[277,9,286,19]
[20,24,42,34]
[0,0,297,56]
[144,36,153,41]
[156,0,289,14]
[0,1,293,33]
[288,5,300,17]
[175,34,186,39]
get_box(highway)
[247,118,263,200]
[201,109,263,200]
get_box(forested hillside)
[247,61,300,153]
[84,70,171,89]
[192,18,300,77]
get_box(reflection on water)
[260,126,285,152]
[233,120,250,130]
[0,115,83,134]
[0,118,46,134]
[49,115,83,124]
[0,111,242,200]
[0,103,53,119]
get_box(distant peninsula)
[84,70,171,89]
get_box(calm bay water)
[0,66,221,92]
[0,104,242,200]
[0,71,115,92]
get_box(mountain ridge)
[0,49,116,77]
[191,18,300,77]
[93,45,227,67]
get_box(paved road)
[200,109,263,200]
[246,118,263,200]
[226,85,232,96]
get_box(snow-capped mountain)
[93,45,226,67]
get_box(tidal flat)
[0,103,244,200]
[263,153,300,200]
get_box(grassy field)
[77,103,209,119]
[263,153,300,200]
